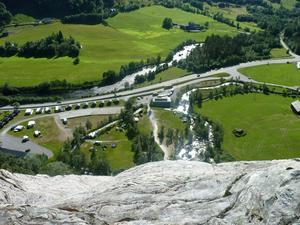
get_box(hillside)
[0,5,239,87]
[0,160,299,224]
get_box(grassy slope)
[239,64,300,86]
[11,14,36,24]
[0,6,239,87]
[136,67,188,88]
[204,3,259,31]
[281,0,296,9]
[83,126,134,171]
[154,109,186,134]
[67,115,110,131]
[196,93,300,160]
[270,48,290,58]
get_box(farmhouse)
[291,100,300,114]
[178,22,204,32]
[151,97,171,108]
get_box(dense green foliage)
[284,19,300,54]
[0,152,74,175]
[0,2,11,28]
[0,31,80,58]
[162,17,173,29]
[0,0,114,18]
[120,99,163,164]
[185,32,279,72]
[62,13,104,25]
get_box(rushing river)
[63,44,200,99]
[173,89,214,161]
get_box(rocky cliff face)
[0,159,299,225]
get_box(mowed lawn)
[82,127,134,171]
[196,93,300,160]
[239,64,300,86]
[154,109,186,134]
[270,48,290,58]
[204,3,259,31]
[0,5,239,87]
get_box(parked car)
[22,136,29,143]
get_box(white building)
[291,100,300,114]
[151,97,172,108]
[297,62,300,69]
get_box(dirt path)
[53,116,73,141]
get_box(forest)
[0,0,115,18]
[0,31,81,58]
[184,32,279,72]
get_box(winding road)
[1,39,299,157]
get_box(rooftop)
[291,100,300,112]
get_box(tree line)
[120,99,163,164]
[0,0,114,18]
[0,31,81,58]
[183,32,279,73]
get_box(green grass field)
[195,93,300,160]
[11,14,36,24]
[281,0,296,9]
[239,64,300,86]
[0,5,239,87]
[154,109,186,134]
[204,3,259,31]
[136,67,188,88]
[83,126,134,171]
[270,48,291,58]
[67,115,111,131]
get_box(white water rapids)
[174,89,214,161]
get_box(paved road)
[0,107,123,157]
[1,58,299,112]
[1,39,299,157]
[1,38,299,112]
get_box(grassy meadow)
[270,48,291,58]
[196,93,300,160]
[204,3,259,31]
[239,63,300,86]
[135,67,188,88]
[0,5,239,87]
